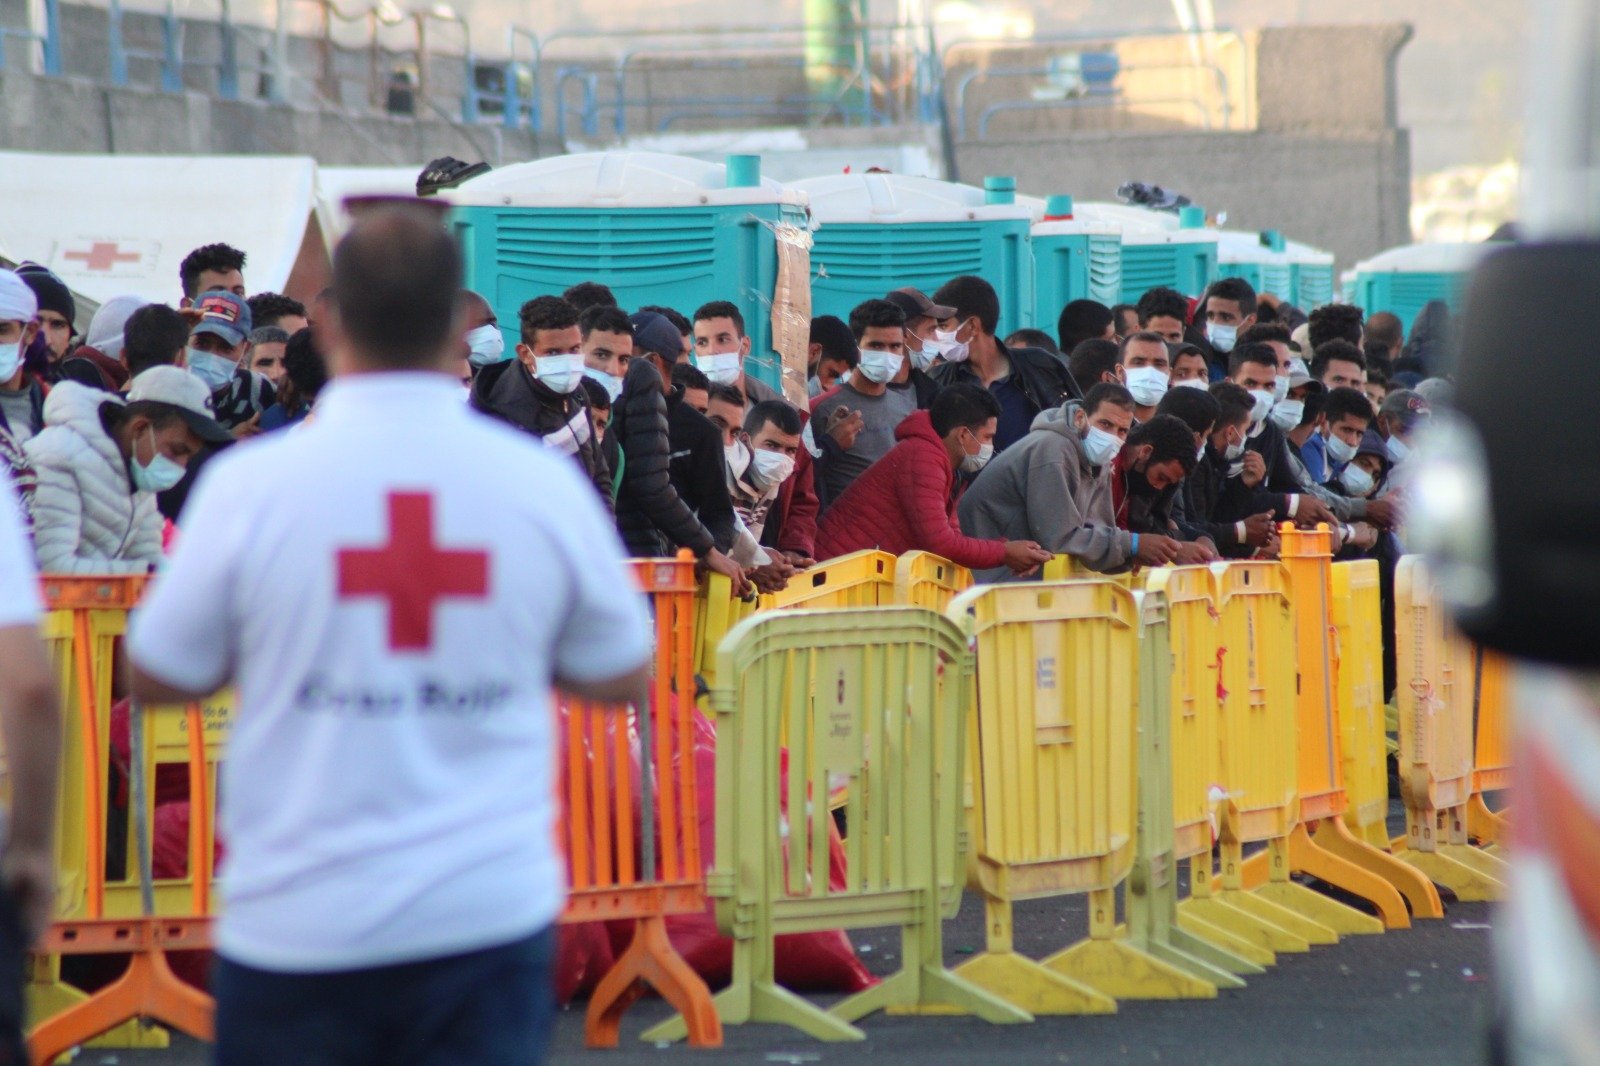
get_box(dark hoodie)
[472,358,612,510]
[611,358,716,558]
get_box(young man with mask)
[1374,389,1429,481]
[816,384,1053,574]
[1227,343,1338,530]
[807,315,856,398]
[188,291,275,434]
[579,305,633,402]
[1199,277,1257,363]
[1136,286,1190,346]
[0,273,42,514]
[719,399,803,592]
[472,295,612,509]
[1178,383,1276,558]
[1117,331,1171,423]
[459,290,505,373]
[958,382,1180,581]
[691,301,782,405]
[809,298,917,507]
[1170,342,1211,388]
[882,287,945,407]
[1109,415,1211,560]
[929,275,1080,452]
[25,366,231,572]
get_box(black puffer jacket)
[472,359,612,509]
[667,393,736,553]
[929,340,1081,413]
[612,359,715,558]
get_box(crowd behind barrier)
[18,539,1510,1056]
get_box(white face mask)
[724,438,751,476]
[1340,462,1376,497]
[0,341,20,383]
[1123,365,1170,407]
[856,349,904,385]
[531,351,585,394]
[1195,442,1207,463]
[751,447,796,488]
[960,439,994,473]
[1247,389,1275,426]
[1268,398,1304,432]
[1082,424,1124,467]
[1206,322,1238,353]
[465,323,507,366]
[187,347,236,392]
[1174,377,1210,390]
[908,345,935,372]
[1387,435,1411,464]
[131,426,185,493]
[583,365,624,401]
[927,326,970,364]
[1273,374,1290,404]
[695,351,743,386]
[1325,433,1358,465]
[1223,432,1247,461]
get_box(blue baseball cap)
[191,289,253,347]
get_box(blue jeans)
[212,927,556,1066]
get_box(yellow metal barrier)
[1333,561,1390,849]
[945,580,1213,1014]
[1392,557,1508,900]
[1467,646,1512,848]
[758,549,896,610]
[647,607,1030,1042]
[692,571,758,695]
[892,551,972,611]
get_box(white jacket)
[24,383,161,574]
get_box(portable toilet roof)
[450,151,809,393]
[792,172,1036,335]
[1072,201,1218,302]
[1017,193,1123,325]
[1283,236,1337,309]
[1216,228,1294,302]
[0,151,328,307]
[1351,241,1500,332]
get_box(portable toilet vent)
[450,151,807,391]
[1282,236,1336,310]
[1022,194,1123,330]
[1216,228,1294,303]
[1072,201,1218,302]
[1351,242,1501,332]
[790,172,1036,337]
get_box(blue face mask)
[131,427,186,493]
[187,347,236,392]
[0,341,20,383]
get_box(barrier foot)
[1443,842,1511,883]
[1280,822,1404,930]
[1355,819,1392,852]
[1043,938,1217,1000]
[29,949,212,1066]
[859,964,1034,1025]
[1177,896,1309,954]
[1392,846,1505,902]
[1312,818,1442,921]
[1253,881,1384,936]
[1123,919,1262,979]
[1174,908,1275,969]
[1467,795,1508,847]
[643,980,864,1044]
[27,968,172,1052]
[1216,889,1338,946]
[588,916,721,1049]
[1237,848,1269,891]
[908,951,1103,1017]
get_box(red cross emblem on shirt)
[61,242,143,272]
[337,492,490,651]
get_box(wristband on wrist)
[1131,533,1140,557]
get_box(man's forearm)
[0,631,60,852]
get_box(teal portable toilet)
[1351,242,1500,332]
[790,172,1035,336]
[1216,228,1293,302]
[1283,236,1336,309]
[1073,201,1218,302]
[1021,194,1123,327]
[450,151,807,390]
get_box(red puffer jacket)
[814,410,1007,569]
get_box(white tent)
[0,152,327,307]
[314,166,463,252]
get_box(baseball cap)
[126,365,234,444]
[1378,388,1430,429]
[0,269,38,324]
[885,287,955,322]
[191,290,253,347]
[629,311,682,363]
[1287,357,1324,394]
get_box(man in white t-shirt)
[127,203,653,1065]
[0,470,60,1064]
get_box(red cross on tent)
[61,241,143,272]
[337,492,490,651]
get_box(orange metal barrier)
[1467,647,1512,847]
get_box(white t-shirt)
[0,470,40,627]
[127,373,652,973]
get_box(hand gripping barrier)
[1466,646,1512,850]
[645,607,1030,1042]
[943,579,1214,1014]
[892,551,973,611]
[692,570,758,696]
[560,555,721,1048]
[29,576,218,1065]
[758,549,896,611]
[1391,557,1509,900]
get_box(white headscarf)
[85,294,150,359]
[0,269,37,323]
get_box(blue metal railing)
[0,0,62,75]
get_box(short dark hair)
[284,327,328,399]
[1239,322,1291,348]
[123,304,191,375]
[1155,385,1221,437]
[1118,330,1170,360]
[518,295,580,345]
[932,275,1000,336]
[1004,328,1060,355]
[580,304,634,339]
[561,281,618,314]
[1310,339,1366,381]
[1228,341,1279,376]
[1129,414,1199,475]
[640,304,691,336]
[1111,303,1137,328]
[179,243,246,298]
[119,400,188,432]
[1136,286,1189,326]
[1057,299,1114,352]
[1208,381,1255,428]
[246,291,306,329]
[693,300,745,336]
[847,298,906,341]
[1308,303,1364,349]
[671,361,709,392]
[1068,338,1120,394]
[930,382,1001,438]
[1323,386,1375,427]
[331,208,460,367]
[810,314,856,365]
[248,326,291,346]
[1204,277,1257,319]
[1365,311,1404,350]
[745,399,802,437]
[1301,389,1327,426]
[578,375,612,411]
[1083,381,1135,416]
[707,382,746,408]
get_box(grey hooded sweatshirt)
[957,401,1134,583]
